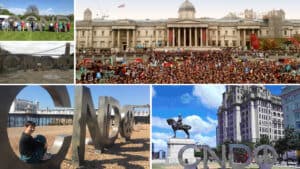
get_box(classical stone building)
[216,86,284,145]
[77,0,300,51]
[280,86,300,132]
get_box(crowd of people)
[0,20,71,32]
[76,49,300,84]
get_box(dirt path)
[0,69,74,83]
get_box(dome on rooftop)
[178,0,196,13]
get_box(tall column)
[243,29,246,47]
[189,27,192,47]
[206,28,208,46]
[184,28,186,47]
[195,28,198,47]
[216,29,218,47]
[167,28,169,47]
[126,30,130,49]
[133,30,136,48]
[178,28,181,47]
[111,30,115,48]
[172,28,175,47]
[85,30,88,48]
[155,30,158,47]
[237,29,240,47]
[200,28,203,47]
[117,29,121,48]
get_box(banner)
[169,29,173,45]
[202,28,206,45]
[288,37,300,47]
[250,33,260,49]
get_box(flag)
[169,28,173,45]
[250,33,260,49]
[202,28,206,45]
[118,4,125,8]
[288,37,300,48]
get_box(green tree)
[256,134,271,147]
[25,5,39,15]
[274,138,287,163]
[274,127,300,165]
[0,9,13,15]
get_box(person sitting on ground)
[19,121,51,163]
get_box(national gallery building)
[76,0,300,51]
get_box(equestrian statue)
[166,114,191,139]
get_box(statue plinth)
[166,138,195,164]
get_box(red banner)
[288,37,300,47]
[169,29,173,45]
[202,29,206,45]
[250,33,260,49]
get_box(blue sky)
[15,85,150,109]
[152,85,285,152]
[76,0,299,20]
[0,0,73,15]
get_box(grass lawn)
[0,26,74,40]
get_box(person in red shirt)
[54,22,58,32]
[66,22,71,32]
[21,20,25,31]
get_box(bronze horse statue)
[167,119,191,139]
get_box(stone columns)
[206,28,208,46]
[133,30,136,48]
[111,30,115,48]
[184,28,186,47]
[243,29,246,47]
[117,29,121,48]
[126,30,129,48]
[195,28,198,47]
[85,30,88,48]
[200,28,203,47]
[236,29,240,47]
[216,29,218,46]
[189,27,192,47]
[172,28,175,47]
[167,28,169,47]
[155,30,158,47]
[178,28,181,47]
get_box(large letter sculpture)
[178,145,226,169]
[0,86,72,169]
[120,105,135,140]
[229,144,252,169]
[72,86,122,167]
[253,145,278,169]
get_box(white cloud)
[192,85,225,109]
[7,7,26,15]
[40,8,54,15]
[207,116,218,126]
[180,93,193,104]
[152,132,171,140]
[152,86,156,98]
[184,115,217,134]
[152,116,169,129]
[194,134,216,147]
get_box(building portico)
[76,0,300,51]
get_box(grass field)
[0,26,74,41]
